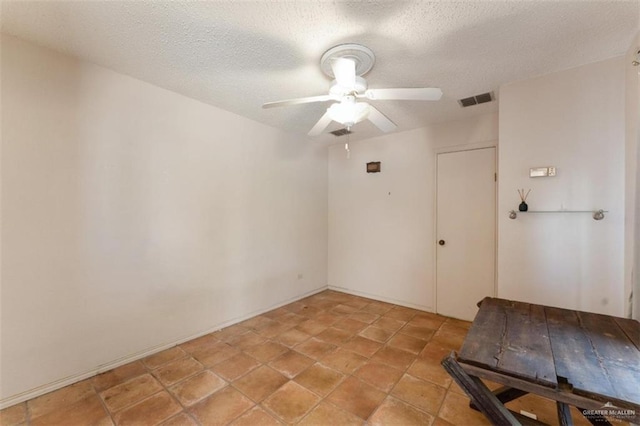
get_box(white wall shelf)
[508,209,607,220]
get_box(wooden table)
[441,297,640,425]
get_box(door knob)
[438,240,445,246]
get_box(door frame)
[433,141,498,317]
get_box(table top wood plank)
[575,311,640,405]
[458,297,506,370]
[459,298,557,387]
[613,317,640,351]
[544,306,618,402]
[497,300,557,387]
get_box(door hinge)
[494,173,497,182]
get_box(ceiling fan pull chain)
[345,131,351,160]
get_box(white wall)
[0,35,328,404]
[498,57,626,315]
[628,33,640,320]
[328,113,498,310]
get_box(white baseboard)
[327,285,434,313]
[0,286,328,410]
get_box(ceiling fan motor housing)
[329,76,367,95]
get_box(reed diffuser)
[518,189,530,212]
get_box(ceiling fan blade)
[262,95,337,109]
[308,111,334,136]
[364,88,443,101]
[331,58,356,88]
[367,105,397,133]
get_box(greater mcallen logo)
[582,402,636,422]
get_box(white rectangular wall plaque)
[530,167,556,177]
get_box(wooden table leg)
[470,386,529,411]
[556,402,573,426]
[442,352,521,425]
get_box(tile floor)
[0,290,603,425]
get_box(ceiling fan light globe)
[328,102,370,126]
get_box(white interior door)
[436,147,496,321]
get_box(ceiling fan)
[262,44,443,136]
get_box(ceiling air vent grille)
[330,128,352,136]
[458,92,494,107]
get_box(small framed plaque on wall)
[366,162,381,173]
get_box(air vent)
[458,92,494,108]
[330,128,352,137]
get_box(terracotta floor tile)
[320,348,367,374]
[387,333,428,355]
[373,316,407,332]
[255,321,294,338]
[160,412,199,426]
[294,363,345,396]
[262,381,321,423]
[189,387,254,426]
[263,306,291,319]
[230,406,283,426]
[332,318,368,333]
[391,374,446,415]
[284,301,308,313]
[231,365,288,402]
[331,304,360,315]
[368,396,434,426]
[298,401,364,426]
[438,321,470,336]
[312,312,340,327]
[211,353,261,381]
[28,379,95,419]
[343,299,370,310]
[294,338,337,360]
[401,324,437,340]
[295,319,328,336]
[214,324,250,342]
[408,357,452,388]
[31,394,109,426]
[431,329,465,350]
[315,327,353,345]
[227,331,267,350]
[327,376,386,420]
[438,391,491,425]
[152,357,204,386]
[361,302,394,315]
[275,328,311,347]
[169,370,226,406]
[191,341,240,367]
[100,373,164,412]
[383,307,419,322]
[276,312,307,325]
[433,416,456,426]
[342,336,382,358]
[445,317,472,329]
[243,341,288,362]
[358,326,395,343]
[370,346,416,370]
[0,402,27,426]
[113,391,181,425]
[354,362,404,393]
[143,347,187,370]
[240,315,275,331]
[268,350,315,379]
[420,341,453,363]
[348,311,380,324]
[409,314,446,330]
[179,333,219,354]
[92,361,147,392]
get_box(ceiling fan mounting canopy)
[320,43,375,78]
[262,43,443,136]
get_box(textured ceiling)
[1,1,638,142]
